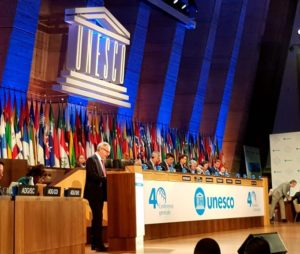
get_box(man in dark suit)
[159,153,175,171]
[84,142,111,252]
[145,151,160,170]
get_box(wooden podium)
[107,170,144,252]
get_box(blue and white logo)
[149,187,167,208]
[194,187,206,215]
[194,187,235,216]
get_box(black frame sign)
[43,186,61,197]
[18,185,38,196]
[64,188,82,197]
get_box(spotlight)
[181,4,187,9]
[298,29,300,35]
[173,0,178,3]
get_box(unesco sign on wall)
[54,7,131,108]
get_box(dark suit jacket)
[174,163,188,173]
[84,154,107,203]
[145,160,155,170]
[209,167,218,175]
[159,161,169,171]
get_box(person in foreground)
[84,142,110,252]
[269,179,297,223]
[244,237,270,254]
[194,238,221,254]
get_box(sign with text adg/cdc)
[144,181,264,224]
[54,7,131,108]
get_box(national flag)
[37,102,45,165]
[12,95,23,159]
[28,100,36,165]
[22,121,30,163]
[5,93,12,158]
[58,104,69,168]
[0,102,7,159]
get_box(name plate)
[226,179,233,184]
[205,177,213,183]
[18,185,37,196]
[194,176,203,183]
[43,186,61,197]
[217,178,224,183]
[182,175,191,181]
[235,179,241,184]
[251,181,257,186]
[64,188,81,197]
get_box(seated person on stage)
[145,151,161,170]
[244,237,270,254]
[189,160,199,174]
[209,159,221,175]
[270,179,297,223]
[75,154,86,168]
[292,191,300,203]
[174,154,189,173]
[194,237,221,254]
[159,153,175,172]
[17,164,46,185]
[199,160,210,175]
[219,165,230,176]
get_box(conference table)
[107,166,269,251]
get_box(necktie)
[101,159,106,177]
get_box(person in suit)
[269,179,297,223]
[84,142,111,252]
[174,154,188,173]
[159,153,175,172]
[209,159,221,175]
[145,151,160,170]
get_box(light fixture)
[181,4,187,9]
[173,0,178,4]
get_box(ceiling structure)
[26,0,298,171]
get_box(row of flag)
[0,94,224,168]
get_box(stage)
[85,222,300,253]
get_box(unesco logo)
[194,187,206,215]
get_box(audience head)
[97,142,111,159]
[151,151,161,164]
[194,238,221,254]
[165,153,175,165]
[244,237,270,254]
[290,179,297,188]
[178,154,188,165]
[26,164,46,184]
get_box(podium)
[107,171,144,252]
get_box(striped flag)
[22,121,30,163]
[0,102,7,159]
[58,104,69,168]
[37,102,45,165]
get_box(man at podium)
[84,142,111,252]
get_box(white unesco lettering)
[21,187,35,195]
[73,25,126,84]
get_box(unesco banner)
[270,132,300,194]
[144,181,264,224]
[54,7,131,108]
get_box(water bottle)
[28,176,34,185]
[156,165,162,171]
[142,164,148,170]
